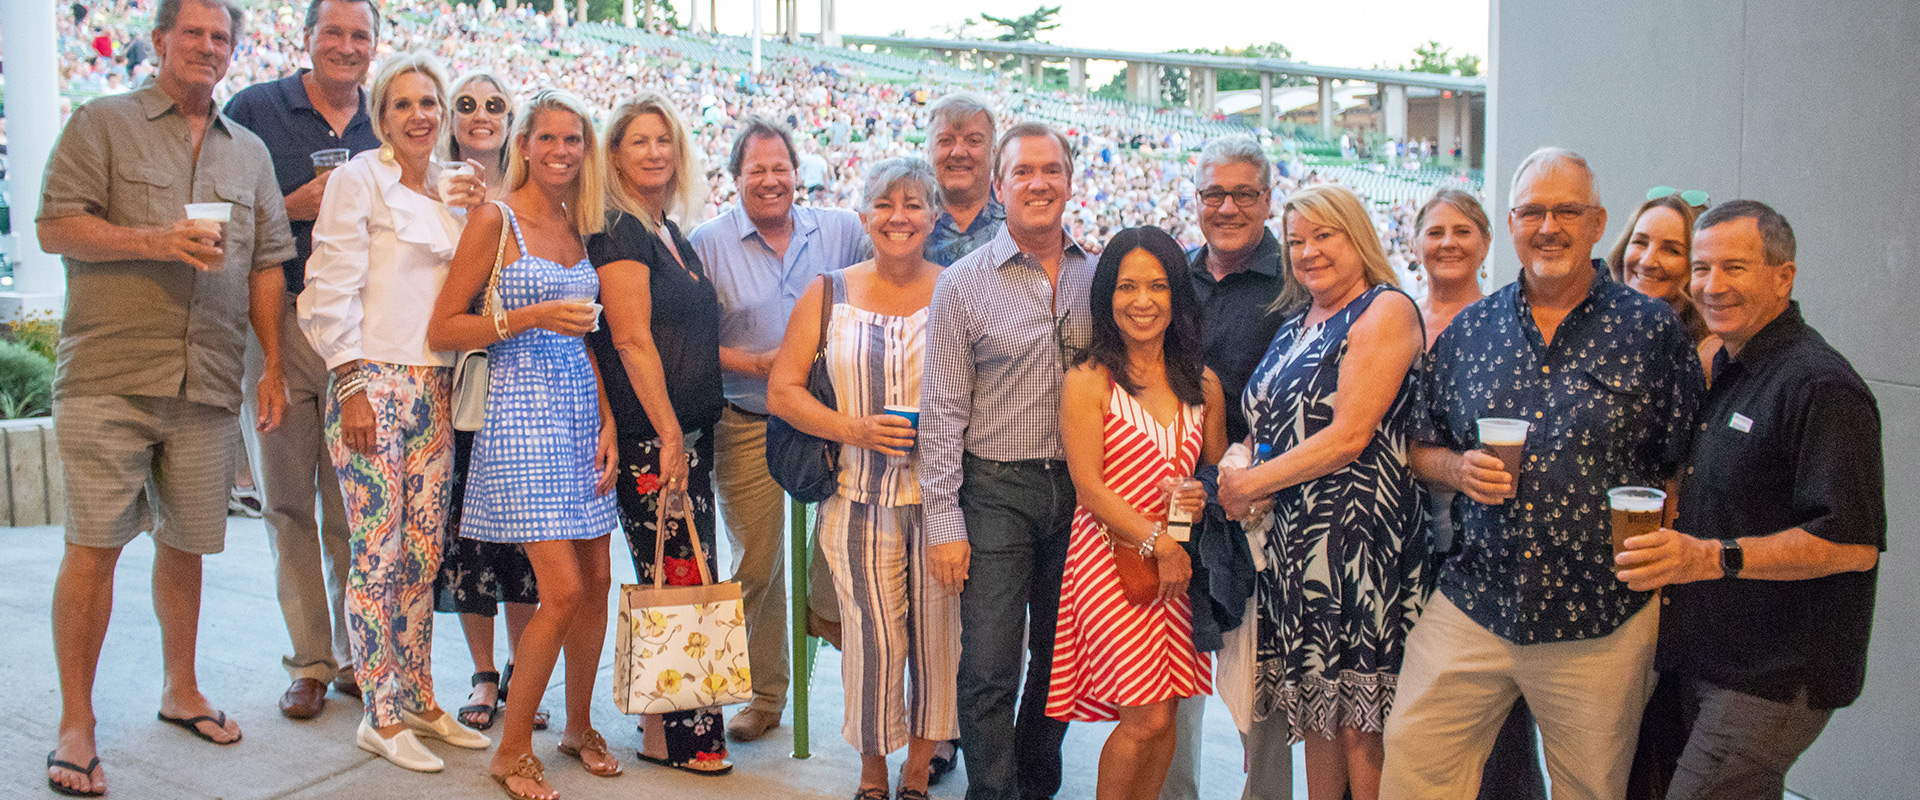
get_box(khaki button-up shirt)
[38,82,295,413]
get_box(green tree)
[1171,41,1309,92]
[582,0,680,25]
[1403,40,1482,77]
[979,5,1062,42]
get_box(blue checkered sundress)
[459,204,617,543]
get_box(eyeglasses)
[1053,311,1080,373]
[1510,203,1594,227]
[1646,186,1711,208]
[455,95,510,116]
[1198,187,1266,209]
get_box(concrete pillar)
[1190,67,1215,114]
[644,0,655,29]
[785,0,797,43]
[1020,56,1032,82]
[622,0,634,27]
[1069,58,1087,92]
[1259,72,1275,129]
[751,0,763,73]
[505,0,516,14]
[0,0,65,314]
[1457,92,1475,167]
[1317,77,1336,138]
[1125,62,1144,104]
[1381,83,1408,140]
[575,0,588,25]
[821,0,840,46]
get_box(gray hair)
[860,157,943,214]
[1696,199,1797,265]
[1509,146,1598,204]
[1197,135,1271,189]
[155,0,246,39]
[926,92,997,142]
[302,0,382,39]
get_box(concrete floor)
[4,519,1295,799]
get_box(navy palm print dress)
[1242,283,1428,742]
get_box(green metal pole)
[789,495,811,759]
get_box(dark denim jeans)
[956,454,1076,800]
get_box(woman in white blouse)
[298,51,490,773]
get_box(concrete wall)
[1488,1,1919,797]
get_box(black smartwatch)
[1719,538,1744,579]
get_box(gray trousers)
[1666,680,1833,800]
[242,295,353,684]
[1160,696,1295,800]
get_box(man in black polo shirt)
[221,0,380,721]
[1617,200,1884,799]
[1163,134,1289,800]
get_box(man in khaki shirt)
[35,0,293,793]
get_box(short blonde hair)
[603,91,708,233]
[369,51,449,158]
[504,88,606,236]
[1272,184,1400,314]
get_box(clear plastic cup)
[435,160,475,202]
[1608,486,1667,569]
[562,296,602,331]
[184,202,231,239]
[311,148,350,178]
[1475,417,1530,500]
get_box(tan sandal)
[557,729,622,777]
[489,753,556,800]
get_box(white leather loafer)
[400,708,491,750]
[357,717,446,772]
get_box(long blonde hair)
[1272,184,1399,314]
[602,91,708,233]
[503,88,606,236]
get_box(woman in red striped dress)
[1049,226,1228,800]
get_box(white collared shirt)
[299,150,465,369]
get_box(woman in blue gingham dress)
[460,204,618,543]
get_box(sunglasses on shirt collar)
[455,95,510,116]
[1646,186,1711,209]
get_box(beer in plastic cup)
[1609,486,1667,570]
[311,148,350,178]
[184,202,231,242]
[561,296,602,332]
[1475,417,1530,500]
[435,160,476,202]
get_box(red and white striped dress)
[1046,383,1212,722]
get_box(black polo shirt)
[223,70,378,292]
[1187,230,1286,444]
[1659,302,1886,709]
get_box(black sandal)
[46,751,104,797]
[927,739,959,785]
[500,663,549,730]
[459,670,501,730]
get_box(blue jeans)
[956,454,1076,800]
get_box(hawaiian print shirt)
[1414,262,1703,644]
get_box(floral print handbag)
[612,497,752,714]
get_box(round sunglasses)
[1646,186,1710,208]
[455,95,510,116]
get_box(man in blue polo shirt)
[1381,148,1703,799]
[221,0,380,722]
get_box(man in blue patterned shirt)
[1381,148,1704,800]
[921,92,1006,267]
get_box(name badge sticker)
[1728,412,1754,433]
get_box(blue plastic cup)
[882,404,920,429]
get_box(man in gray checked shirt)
[920,121,1095,800]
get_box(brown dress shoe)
[725,707,781,742]
[333,676,363,701]
[279,678,326,719]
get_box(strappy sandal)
[853,788,888,800]
[489,753,555,800]
[556,729,622,777]
[459,671,501,730]
[499,663,549,730]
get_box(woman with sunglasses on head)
[585,91,734,778]
[300,51,492,772]
[1217,185,1427,800]
[1607,189,1720,367]
[1048,226,1227,800]
[429,70,552,735]
[428,88,622,800]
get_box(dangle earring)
[380,143,397,163]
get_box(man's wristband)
[1719,538,1744,579]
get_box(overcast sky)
[705,0,1488,73]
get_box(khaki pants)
[713,406,837,714]
[1381,591,1658,800]
[243,295,354,684]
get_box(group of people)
[36,1,1887,800]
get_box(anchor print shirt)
[1414,262,1703,644]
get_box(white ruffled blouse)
[299,149,464,369]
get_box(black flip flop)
[459,670,501,730]
[927,739,959,786]
[46,751,104,797]
[156,710,241,745]
[634,751,732,777]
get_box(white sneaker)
[356,717,445,772]
[227,486,263,518]
[400,708,491,750]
